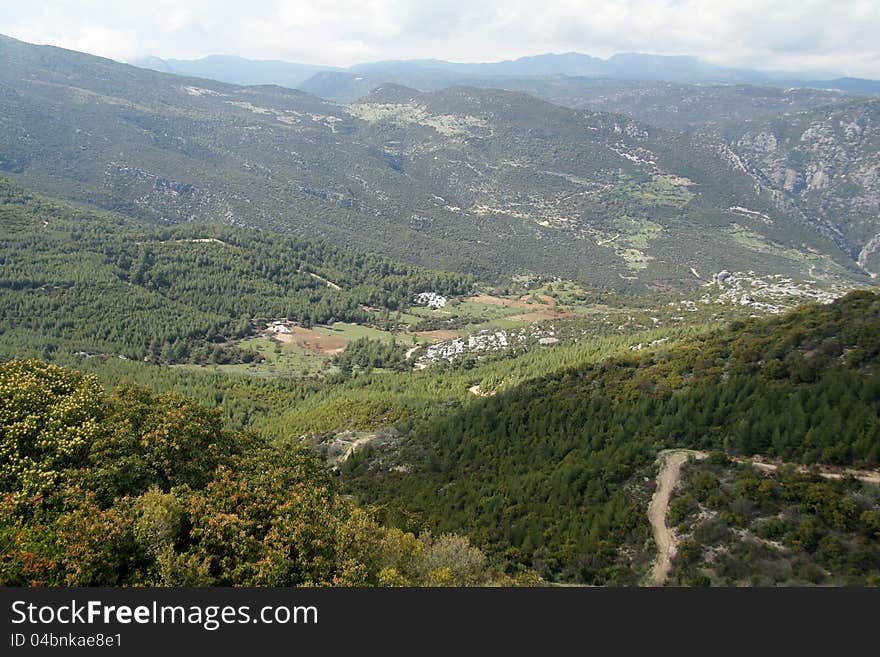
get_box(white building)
[414,292,447,309]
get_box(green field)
[172,322,424,378]
[171,336,323,378]
[315,322,403,342]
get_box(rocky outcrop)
[726,100,880,268]
[858,232,880,278]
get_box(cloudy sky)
[2,0,879,77]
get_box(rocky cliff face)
[724,100,880,277]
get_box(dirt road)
[647,449,707,586]
[645,450,879,586]
[737,458,880,485]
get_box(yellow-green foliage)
[0,359,508,587]
[0,360,103,501]
[262,323,712,436]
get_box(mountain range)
[132,50,880,91]
[2,32,879,589]
[130,52,880,135]
[299,74,862,130]
[3,33,877,291]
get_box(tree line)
[0,177,473,364]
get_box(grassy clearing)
[724,224,851,276]
[638,174,695,206]
[347,102,486,136]
[396,311,428,326]
[453,299,525,319]
[313,322,401,343]
[610,173,695,209]
[406,295,577,335]
[611,215,665,249]
[172,336,324,378]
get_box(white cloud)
[0,0,877,76]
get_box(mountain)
[491,79,858,132]
[131,54,338,88]
[0,34,871,290]
[720,99,880,277]
[128,55,174,74]
[297,65,880,111]
[129,49,880,114]
[2,34,878,591]
[300,73,857,130]
[352,52,606,78]
[0,176,471,364]
[419,51,794,83]
[815,77,880,95]
[134,50,862,89]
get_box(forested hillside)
[345,291,880,583]
[0,359,513,587]
[1,34,878,589]
[2,185,880,584]
[666,454,880,586]
[0,34,868,289]
[0,177,471,362]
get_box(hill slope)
[0,35,868,290]
[344,291,880,583]
[0,176,471,362]
[0,359,506,587]
[300,73,858,130]
[721,100,880,277]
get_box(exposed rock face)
[737,131,778,153]
[859,232,880,278]
[782,168,802,192]
[805,165,830,191]
[414,292,447,309]
[725,100,880,275]
[702,271,850,314]
[416,324,560,367]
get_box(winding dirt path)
[645,450,880,586]
[735,458,880,485]
[647,449,707,587]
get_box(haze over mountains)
[132,50,880,100]
[131,54,340,89]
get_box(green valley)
[0,31,878,590]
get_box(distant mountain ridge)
[131,49,879,94]
[129,54,340,88]
[0,33,874,290]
